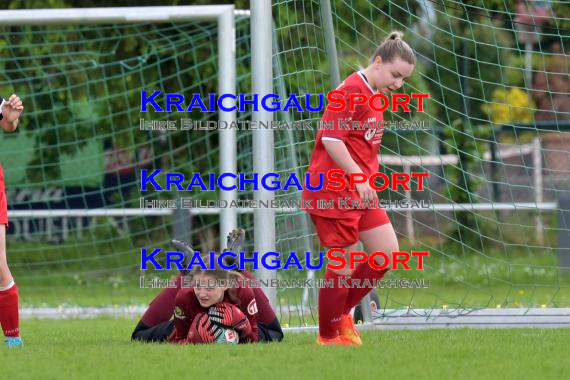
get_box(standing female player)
[0,94,25,348]
[302,31,416,346]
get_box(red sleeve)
[168,288,200,344]
[321,86,361,142]
[241,270,277,325]
[235,286,259,343]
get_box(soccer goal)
[2,1,570,330]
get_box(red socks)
[343,264,388,314]
[0,281,20,337]
[141,273,185,327]
[318,269,349,339]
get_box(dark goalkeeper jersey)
[168,284,259,344]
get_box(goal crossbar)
[0,6,236,25]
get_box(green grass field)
[7,237,570,379]
[2,319,569,380]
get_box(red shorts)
[0,165,7,225]
[310,207,390,248]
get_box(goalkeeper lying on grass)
[132,229,283,344]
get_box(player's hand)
[208,302,246,329]
[233,315,252,339]
[2,94,24,122]
[190,313,223,344]
[355,181,378,202]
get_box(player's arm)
[0,94,24,133]
[322,140,363,175]
[322,139,378,201]
[242,270,279,323]
[236,287,259,343]
[169,289,196,344]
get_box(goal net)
[1,2,569,328]
[270,0,570,327]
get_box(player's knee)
[0,273,13,288]
[371,251,397,267]
[273,329,284,342]
[381,237,400,254]
[371,243,399,267]
[131,330,143,341]
[265,318,284,342]
[271,323,284,342]
[131,320,148,341]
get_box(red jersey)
[168,284,259,344]
[302,72,384,217]
[241,269,277,326]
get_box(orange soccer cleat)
[338,314,362,345]
[315,334,356,346]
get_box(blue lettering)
[141,90,163,112]
[239,173,259,191]
[239,94,259,112]
[218,94,237,112]
[186,173,207,191]
[262,252,281,270]
[140,169,163,191]
[218,173,237,191]
[305,94,324,112]
[208,94,216,112]
[262,94,280,112]
[239,251,259,270]
[283,252,303,270]
[166,94,184,112]
[306,251,324,270]
[283,174,303,191]
[305,173,323,191]
[186,94,207,112]
[140,248,163,270]
[283,94,303,112]
[186,251,207,270]
[218,251,238,270]
[166,173,184,191]
[262,173,280,191]
[166,251,184,270]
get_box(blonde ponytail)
[370,30,416,65]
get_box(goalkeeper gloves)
[208,303,252,340]
[188,313,223,344]
[208,303,244,328]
